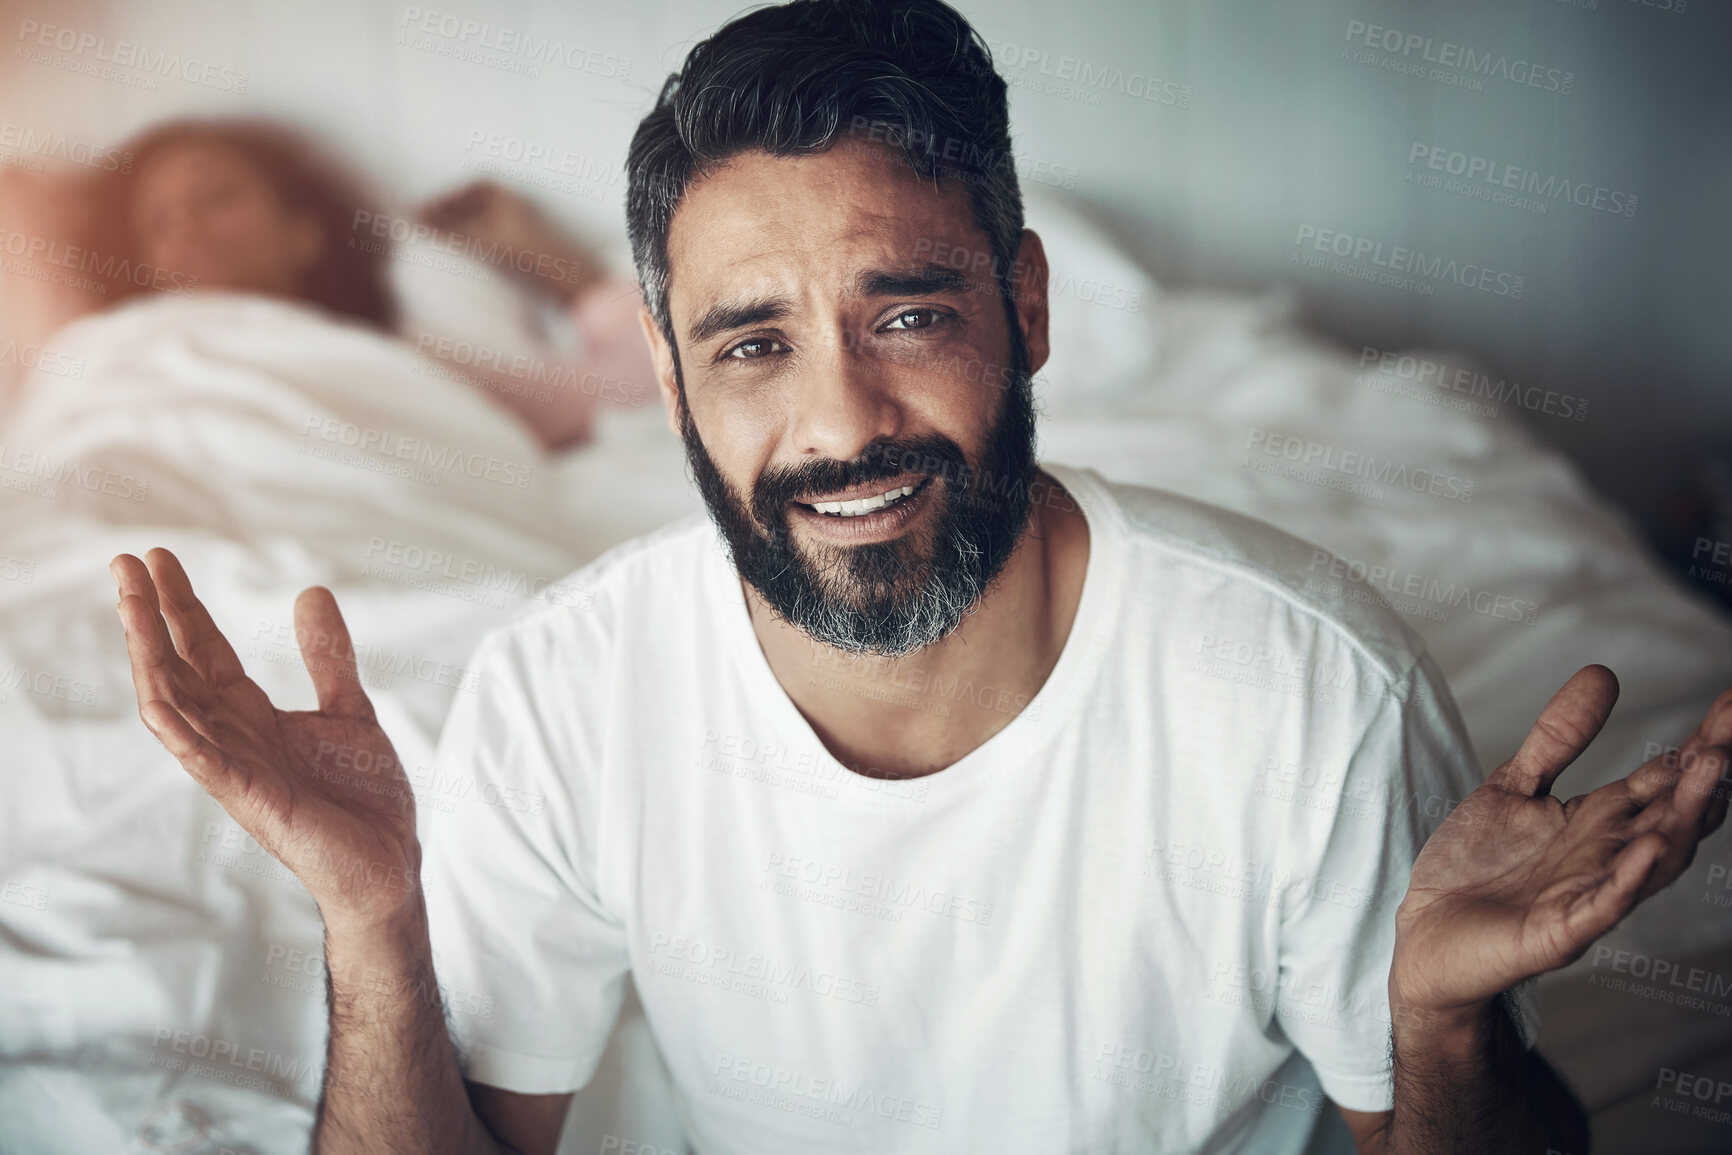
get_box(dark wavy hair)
[625,0,1021,350]
[91,119,396,330]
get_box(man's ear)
[1009,228,1050,376]
[638,304,683,438]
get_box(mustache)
[750,435,970,531]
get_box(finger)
[111,551,162,615]
[1627,741,1730,827]
[1697,687,1732,748]
[1661,743,1731,839]
[140,697,248,800]
[293,586,376,720]
[111,554,207,722]
[1617,690,1732,827]
[1704,748,1732,837]
[143,547,247,686]
[1616,762,1721,902]
[1564,832,1665,949]
[1652,688,1732,790]
[113,551,168,707]
[1497,665,1620,797]
[1625,755,1686,805]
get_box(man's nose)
[787,336,902,462]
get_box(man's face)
[648,136,1051,655]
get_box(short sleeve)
[1271,649,1539,1112]
[420,622,629,1094]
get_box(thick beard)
[679,330,1039,657]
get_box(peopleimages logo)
[0,227,199,295]
[0,339,84,379]
[1342,20,1575,95]
[647,932,879,1007]
[397,7,632,80]
[0,121,133,173]
[1293,225,1524,299]
[1245,429,1476,503]
[0,663,100,707]
[709,1053,943,1130]
[351,210,589,289]
[1306,550,1540,626]
[1356,346,1587,423]
[15,19,250,92]
[1407,143,1638,218]
[415,333,646,407]
[299,415,534,489]
[461,130,623,184]
[0,441,151,503]
[458,129,621,202]
[983,38,1192,109]
[1094,1042,1328,1114]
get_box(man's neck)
[745,468,1091,779]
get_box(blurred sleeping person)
[0,118,652,448]
[111,2,1732,1154]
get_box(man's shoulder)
[1065,466,1428,687]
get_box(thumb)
[293,586,376,720]
[1497,664,1619,797]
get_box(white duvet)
[0,196,1728,1153]
[0,292,596,1153]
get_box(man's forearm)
[1388,993,1589,1155]
[313,904,508,1155]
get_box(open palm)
[113,548,421,928]
[1394,665,1732,1015]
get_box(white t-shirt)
[421,463,1537,1154]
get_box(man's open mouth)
[800,478,928,518]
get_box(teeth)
[811,484,916,517]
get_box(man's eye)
[884,308,945,332]
[727,337,787,360]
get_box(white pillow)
[1021,187,1163,415]
[387,227,565,365]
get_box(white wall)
[2,0,1723,525]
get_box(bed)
[0,191,1727,1154]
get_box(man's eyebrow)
[685,266,975,345]
[687,294,792,346]
[854,265,977,298]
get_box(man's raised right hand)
[112,548,422,934]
